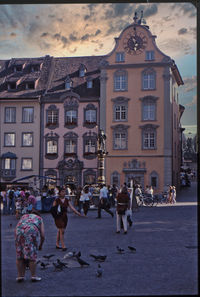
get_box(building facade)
[0,12,184,192]
[100,13,184,193]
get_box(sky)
[0,2,197,137]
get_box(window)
[145,51,154,61]
[7,82,17,90]
[79,64,86,77]
[85,110,96,123]
[65,110,77,125]
[4,133,15,146]
[116,52,125,62]
[5,107,16,123]
[112,124,129,150]
[85,139,96,153]
[22,133,33,146]
[150,171,158,188]
[115,105,126,121]
[65,76,73,90]
[143,101,156,120]
[114,70,127,91]
[111,171,120,188]
[142,69,156,90]
[22,107,34,123]
[31,65,40,72]
[87,80,93,88]
[83,132,97,159]
[83,170,96,185]
[21,158,32,170]
[84,104,97,127]
[65,140,76,154]
[14,65,22,72]
[47,140,58,154]
[1,152,17,178]
[64,132,78,156]
[5,158,16,170]
[25,82,35,90]
[46,105,59,126]
[114,133,126,149]
[45,132,59,159]
[140,124,158,150]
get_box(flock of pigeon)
[36,245,136,277]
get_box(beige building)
[99,13,184,193]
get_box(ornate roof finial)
[133,12,138,23]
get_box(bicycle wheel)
[143,197,154,207]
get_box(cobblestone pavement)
[1,182,198,296]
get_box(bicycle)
[137,194,154,207]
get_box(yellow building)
[100,13,184,193]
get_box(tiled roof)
[0,54,105,100]
[0,56,52,98]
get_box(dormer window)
[14,65,22,72]
[25,82,35,90]
[79,64,86,77]
[65,77,73,90]
[87,79,93,88]
[31,64,40,72]
[7,82,17,90]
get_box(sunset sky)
[0,2,197,136]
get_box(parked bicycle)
[137,194,154,207]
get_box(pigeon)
[57,259,68,268]
[128,246,136,253]
[90,254,107,262]
[53,262,63,271]
[76,255,90,267]
[96,264,103,277]
[73,251,81,258]
[43,254,55,260]
[116,246,125,253]
[39,261,49,269]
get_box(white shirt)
[99,186,108,199]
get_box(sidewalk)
[1,181,198,296]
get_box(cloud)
[170,3,196,17]
[69,33,77,41]
[41,32,49,38]
[81,34,90,41]
[159,38,194,56]
[143,4,158,18]
[178,28,188,35]
[95,29,101,36]
[185,94,196,107]
[182,76,197,93]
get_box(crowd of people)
[0,181,182,282]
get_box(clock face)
[123,32,147,55]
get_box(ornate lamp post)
[97,129,108,185]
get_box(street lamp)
[97,129,108,185]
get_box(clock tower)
[99,10,184,193]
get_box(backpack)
[9,190,14,200]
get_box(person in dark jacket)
[116,187,130,234]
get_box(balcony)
[1,169,16,179]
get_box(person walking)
[96,184,114,219]
[15,209,45,282]
[172,186,176,204]
[116,187,130,234]
[52,187,84,251]
[79,186,92,216]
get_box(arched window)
[149,171,159,188]
[64,132,78,157]
[112,124,129,150]
[111,171,120,188]
[45,132,59,159]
